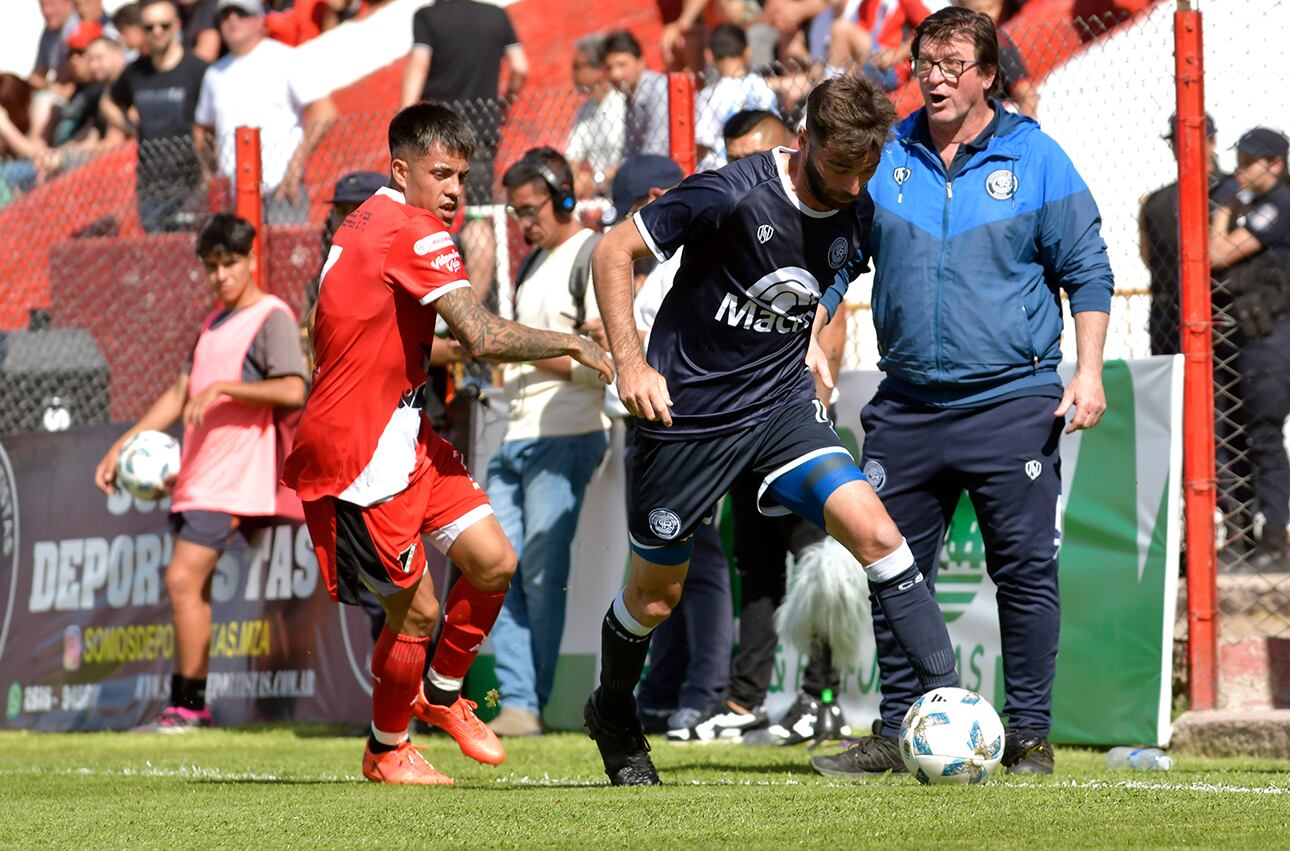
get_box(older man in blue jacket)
[811,6,1112,778]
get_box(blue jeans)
[487,430,609,713]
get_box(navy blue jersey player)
[583,75,960,786]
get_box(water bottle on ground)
[1106,746,1174,771]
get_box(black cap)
[1235,127,1289,160]
[1164,112,1215,141]
[610,155,685,223]
[328,171,387,204]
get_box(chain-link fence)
[0,4,1287,657]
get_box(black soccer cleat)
[814,701,850,743]
[1003,728,1055,775]
[584,690,661,786]
[809,720,906,777]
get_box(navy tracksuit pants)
[860,391,1063,737]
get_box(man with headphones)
[484,147,613,736]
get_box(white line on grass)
[1,766,1287,796]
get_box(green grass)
[0,728,1286,848]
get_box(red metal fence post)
[234,126,265,289]
[1175,2,1219,711]
[667,72,696,176]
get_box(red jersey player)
[283,102,613,785]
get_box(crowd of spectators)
[0,0,387,207]
[0,0,1047,216]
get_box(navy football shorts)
[627,398,866,564]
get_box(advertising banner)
[1,356,1179,745]
[0,427,381,731]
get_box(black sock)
[170,674,207,712]
[871,566,958,689]
[596,600,654,722]
[367,733,398,755]
[422,681,458,707]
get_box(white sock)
[370,722,409,746]
[612,589,653,637]
[862,538,915,584]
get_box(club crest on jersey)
[1025,459,1042,481]
[648,508,682,540]
[828,237,849,269]
[893,166,911,185]
[863,459,887,491]
[985,169,1018,200]
[757,224,774,244]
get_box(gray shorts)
[168,510,260,551]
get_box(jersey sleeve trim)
[633,210,668,262]
[419,280,470,305]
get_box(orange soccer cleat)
[362,740,454,785]
[413,691,507,766]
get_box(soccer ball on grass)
[899,686,1005,785]
[115,430,181,500]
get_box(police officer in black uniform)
[1210,127,1290,570]
[1140,112,1226,355]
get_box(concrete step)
[1171,709,1290,759]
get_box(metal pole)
[234,126,265,289]
[667,72,696,175]
[1174,2,1219,710]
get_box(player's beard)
[804,150,857,210]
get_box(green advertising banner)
[471,357,1181,745]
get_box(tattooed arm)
[435,285,614,381]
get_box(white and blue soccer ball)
[899,687,1006,785]
[115,430,181,501]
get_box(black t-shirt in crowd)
[179,0,218,53]
[1141,165,1230,354]
[54,82,106,145]
[412,0,519,107]
[110,51,208,197]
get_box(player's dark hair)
[803,75,896,164]
[196,213,256,258]
[912,6,1001,95]
[502,146,575,196]
[709,23,747,60]
[723,109,790,144]
[388,101,476,162]
[602,29,643,59]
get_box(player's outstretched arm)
[94,371,188,495]
[592,218,674,425]
[435,285,613,382]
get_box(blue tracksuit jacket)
[833,104,1114,407]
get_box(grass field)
[1,727,1287,848]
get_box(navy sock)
[871,565,958,689]
[596,594,654,722]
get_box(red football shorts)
[302,432,492,604]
